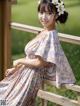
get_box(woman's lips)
[41,20,48,23]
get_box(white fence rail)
[11,22,80,106]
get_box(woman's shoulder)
[36,29,58,41]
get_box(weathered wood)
[37,90,80,106]
[0,3,4,80]
[11,0,17,4]
[0,0,11,80]
[41,83,47,106]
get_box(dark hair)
[38,0,68,24]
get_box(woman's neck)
[44,25,56,31]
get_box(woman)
[0,0,76,106]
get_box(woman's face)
[38,5,56,30]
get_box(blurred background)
[11,0,80,105]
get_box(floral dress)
[0,30,76,106]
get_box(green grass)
[58,5,80,36]
[12,0,38,25]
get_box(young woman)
[0,0,76,106]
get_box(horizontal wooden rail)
[37,90,80,106]
[11,22,42,34]
[46,80,80,93]
[11,22,80,45]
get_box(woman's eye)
[39,12,52,16]
[39,12,43,14]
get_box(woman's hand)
[13,59,22,67]
[5,64,23,77]
[13,57,53,69]
[5,68,15,77]
[13,58,25,67]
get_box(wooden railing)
[11,23,80,45]
[11,22,80,106]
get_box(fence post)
[41,82,48,106]
[0,3,3,80]
[0,0,11,80]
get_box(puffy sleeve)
[34,31,58,65]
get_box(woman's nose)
[42,13,47,19]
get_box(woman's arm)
[13,56,54,68]
[5,64,23,77]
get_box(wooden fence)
[11,22,80,106]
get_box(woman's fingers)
[5,64,23,77]
[5,68,15,77]
[14,64,22,69]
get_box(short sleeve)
[34,31,58,65]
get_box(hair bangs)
[38,3,56,13]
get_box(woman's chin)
[42,24,48,28]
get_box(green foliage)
[12,0,39,26]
